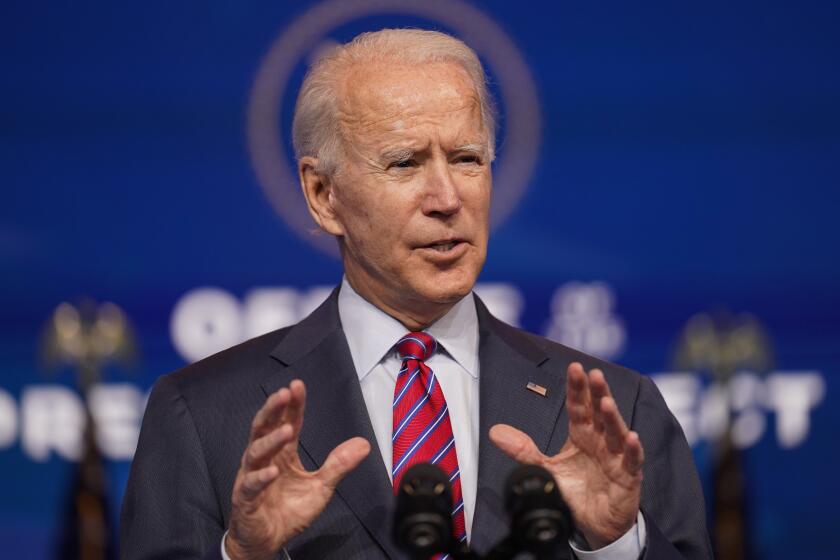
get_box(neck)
[343,274,456,331]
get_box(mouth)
[415,238,470,260]
[427,240,461,252]
[419,238,466,251]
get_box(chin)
[411,268,478,304]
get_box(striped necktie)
[392,332,467,554]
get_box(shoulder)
[483,307,645,393]
[153,325,294,408]
[477,304,660,426]
[487,314,682,460]
[148,286,344,423]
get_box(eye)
[389,159,417,169]
[455,154,482,165]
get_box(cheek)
[338,190,408,256]
[463,177,492,229]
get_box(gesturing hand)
[225,380,371,560]
[489,363,644,549]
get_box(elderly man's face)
[325,61,492,318]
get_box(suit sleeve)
[632,375,714,560]
[120,374,225,560]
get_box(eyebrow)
[453,143,489,158]
[379,147,416,163]
[378,142,489,163]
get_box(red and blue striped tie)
[392,332,466,556]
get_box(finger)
[243,424,294,470]
[317,437,371,489]
[600,396,629,454]
[588,369,609,434]
[622,431,645,474]
[250,388,291,439]
[239,464,280,502]
[489,424,547,465]
[282,380,307,434]
[566,363,593,425]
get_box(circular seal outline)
[247,0,541,256]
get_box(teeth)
[432,242,456,252]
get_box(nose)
[421,159,462,217]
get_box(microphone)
[504,464,573,557]
[392,463,454,559]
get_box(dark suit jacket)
[120,288,712,559]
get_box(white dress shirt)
[338,276,481,537]
[223,278,644,559]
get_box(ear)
[299,156,345,237]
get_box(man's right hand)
[225,380,371,560]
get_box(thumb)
[318,437,371,488]
[489,424,546,465]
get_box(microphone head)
[504,464,573,555]
[392,463,454,558]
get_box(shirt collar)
[337,277,480,381]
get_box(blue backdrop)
[2,1,839,558]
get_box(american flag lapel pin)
[526,381,548,397]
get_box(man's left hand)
[490,362,644,549]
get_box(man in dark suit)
[120,29,712,560]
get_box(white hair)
[292,28,496,175]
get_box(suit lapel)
[469,296,568,554]
[263,288,399,559]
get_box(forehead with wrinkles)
[335,61,484,144]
